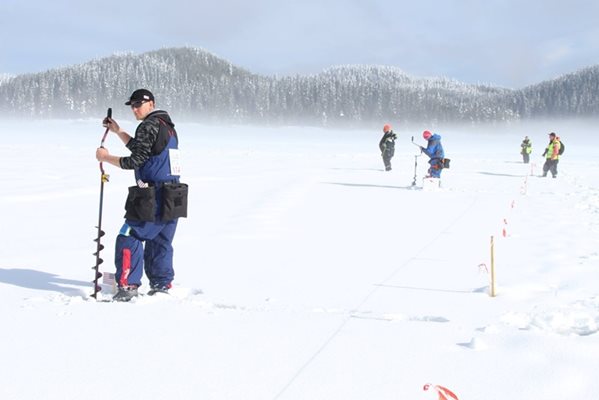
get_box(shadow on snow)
[477,171,527,178]
[0,267,89,296]
[323,182,420,190]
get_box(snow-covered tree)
[0,47,597,125]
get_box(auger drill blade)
[93,245,105,256]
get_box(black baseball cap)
[125,89,155,105]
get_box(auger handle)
[100,108,112,175]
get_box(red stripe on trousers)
[120,248,131,287]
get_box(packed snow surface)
[1,119,598,400]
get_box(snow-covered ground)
[1,118,598,400]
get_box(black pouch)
[124,186,156,222]
[443,158,451,169]
[161,183,188,221]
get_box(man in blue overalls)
[96,89,182,301]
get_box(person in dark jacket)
[419,130,445,178]
[379,124,397,171]
[96,89,182,301]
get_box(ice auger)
[92,108,112,299]
[411,136,422,187]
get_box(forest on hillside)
[1,47,597,125]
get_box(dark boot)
[113,286,139,302]
[147,283,171,296]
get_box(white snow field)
[0,118,598,400]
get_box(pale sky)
[1,0,598,88]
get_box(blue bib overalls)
[115,121,180,290]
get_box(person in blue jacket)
[96,89,182,301]
[419,130,445,178]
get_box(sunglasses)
[130,100,147,109]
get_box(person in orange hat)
[419,130,445,178]
[379,124,397,171]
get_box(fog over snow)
[1,118,598,400]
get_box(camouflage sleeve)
[119,118,160,170]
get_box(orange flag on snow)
[423,383,459,400]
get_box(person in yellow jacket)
[541,132,561,178]
[520,136,532,163]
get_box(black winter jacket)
[379,131,397,154]
[119,110,176,170]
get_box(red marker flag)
[423,383,459,400]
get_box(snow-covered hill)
[0,47,597,123]
[0,73,13,85]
